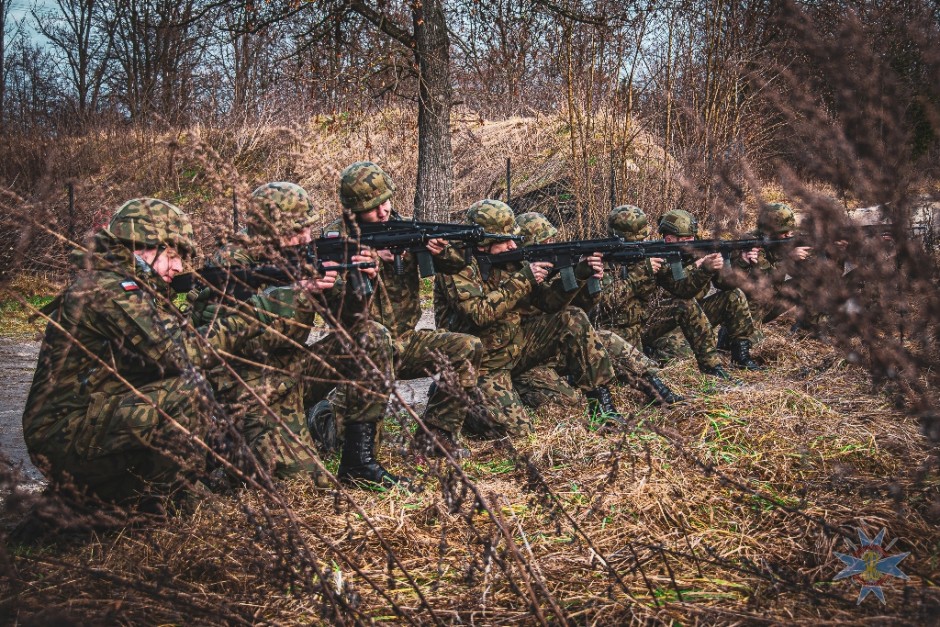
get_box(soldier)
[592,206,743,378]
[22,199,266,505]
[512,211,683,406]
[435,200,626,436]
[194,182,402,488]
[309,162,483,459]
[658,210,763,370]
[728,202,813,326]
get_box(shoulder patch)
[323,230,342,239]
[121,280,140,291]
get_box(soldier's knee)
[560,305,591,329]
[730,288,749,308]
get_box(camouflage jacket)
[592,257,714,331]
[22,230,260,453]
[724,229,797,290]
[434,257,538,370]
[513,259,598,318]
[324,212,466,338]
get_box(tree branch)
[347,0,414,50]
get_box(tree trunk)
[0,0,7,131]
[412,0,452,222]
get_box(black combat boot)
[414,424,470,460]
[716,326,730,351]
[730,338,764,371]
[585,385,629,427]
[700,364,736,381]
[306,399,338,455]
[338,422,408,488]
[642,374,685,405]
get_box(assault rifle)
[172,230,384,298]
[476,235,809,290]
[345,219,523,277]
[476,237,627,294]
[604,236,807,280]
[170,250,375,301]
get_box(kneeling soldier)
[435,200,626,435]
[23,199,265,505]
[194,182,402,488]
[512,211,684,405]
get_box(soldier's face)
[771,231,793,240]
[139,247,184,282]
[358,200,392,223]
[280,226,313,248]
[664,234,694,243]
[488,239,517,254]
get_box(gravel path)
[0,338,43,486]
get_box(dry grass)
[3,320,937,625]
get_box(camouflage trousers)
[331,328,483,437]
[468,306,615,437]
[649,289,755,362]
[514,329,658,409]
[615,298,719,370]
[212,320,394,479]
[30,377,212,503]
[745,278,805,327]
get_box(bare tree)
[33,0,114,124]
[104,0,205,123]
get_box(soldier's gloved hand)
[299,261,339,293]
[648,257,665,273]
[426,237,448,255]
[695,252,724,272]
[576,253,604,279]
[789,246,812,261]
[741,248,760,264]
[353,251,380,279]
[529,261,554,284]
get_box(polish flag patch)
[121,281,140,291]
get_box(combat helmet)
[516,212,557,247]
[609,205,649,242]
[467,199,520,244]
[339,161,395,212]
[658,209,698,238]
[110,198,197,258]
[757,202,796,236]
[247,182,318,239]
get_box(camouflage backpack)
[658,209,698,238]
[467,199,520,244]
[339,162,396,212]
[609,205,650,242]
[757,203,796,236]
[516,212,557,246]
[109,198,197,258]
[247,182,318,239]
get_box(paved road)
[0,338,44,485]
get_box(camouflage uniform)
[510,212,661,408]
[326,162,483,441]
[593,208,723,372]
[22,199,264,503]
[192,183,394,482]
[727,203,806,325]
[435,201,619,436]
